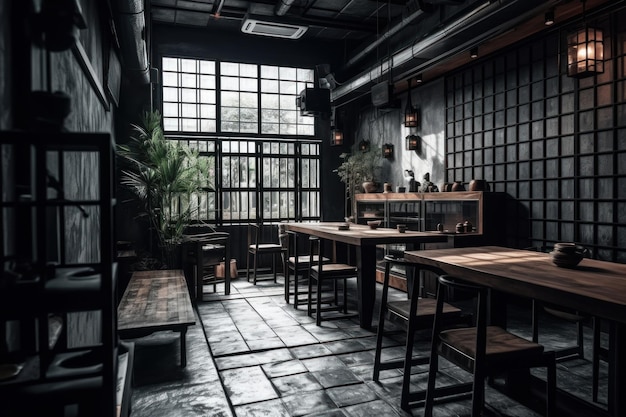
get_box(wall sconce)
[331,128,344,146]
[404,80,419,128]
[567,0,604,78]
[382,143,394,159]
[358,140,370,152]
[415,73,423,84]
[470,47,479,59]
[406,134,419,151]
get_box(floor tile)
[311,367,361,388]
[282,391,336,416]
[272,372,323,396]
[326,383,379,407]
[262,359,308,378]
[221,365,278,405]
[234,399,290,417]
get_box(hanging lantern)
[567,27,604,78]
[404,80,419,128]
[406,134,419,151]
[382,143,394,159]
[331,128,344,146]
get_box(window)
[161,57,321,224]
[162,57,315,136]
[168,137,321,224]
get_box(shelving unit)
[355,191,506,294]
[0,131,131,417]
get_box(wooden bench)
[117,269,195,367]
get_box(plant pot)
[362,181,378,193]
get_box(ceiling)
[147,0,623,105]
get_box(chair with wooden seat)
[372,255,468,411]
[307,237,358,326]
[246,222,285,284]
[527,246,608,402]
[280,230,329,308]
[424,275,556,417]
[181,231,231,300]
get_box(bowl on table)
[367,220,381,229]
[550,242,587,268]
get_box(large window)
[162,57,315,136]
[169,137,321,224]
[161,56,321,224]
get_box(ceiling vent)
[241,16,308,39]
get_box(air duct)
[276,0,297,16]
[332,0,557,104]
[113,0,149,84]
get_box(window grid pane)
[162,57,217,133]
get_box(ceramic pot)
[451,181,465,192]
[469,179,490,191]
[362,181,378,193]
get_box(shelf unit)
[355,191,506,295]
[0,131,131,417]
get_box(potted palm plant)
[117,110,212,267]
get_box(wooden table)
[285,222,448,329]
[117,270,196,367]
[404,245,626,417]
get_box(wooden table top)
[285,222,449,246]
[404,246,626,324]
[118,269,195,334]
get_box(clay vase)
[362,181,378,193]
[468,179,490,191]
[441,183,452,192]
[451,181,465,192]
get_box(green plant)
[335,148,382,191]
[117,110,213,266]
[335,148,383,217]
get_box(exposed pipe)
[113,0,149,84]
[342,7,428,71]
[333,1,493,101]
[333,0,560,103]
[276,0,297,16]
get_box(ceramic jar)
[451,181,465,192]
[468,179,489,191]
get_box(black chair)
[246,223,285,284]
[181,231,231,300]
[424,275,557,417]
[307,237,358,326]
[280,230,329,308]
[373,255,467,411]
[527,246,608,402]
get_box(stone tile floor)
[129,274,608,417]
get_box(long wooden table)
[404,245,626,417]
[285,222,448,329]
[117,269,196,367]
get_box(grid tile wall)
[445,11,626,261]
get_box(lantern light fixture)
[358,140,370,152]
[406,134,419,151]
[382,143,394,159]
[567,1,603,78]
[331,128,343,146]
[404,80,419,128]
[470,47,478,59]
